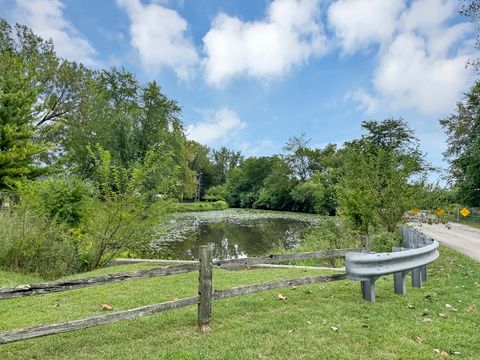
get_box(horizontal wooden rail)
[214,249,357,267]
[0,263,200,301]
[0,296,199,344]
[110,258,199,265]
[212,273,346,300]
[0,273,345,344]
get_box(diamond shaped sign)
[460,208,470,217]
[435,208,445,216]
[411,207,421,215]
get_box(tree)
[440,82,480,205]
[460,1,480,73]
[255,159,296,210]
[0,51,47,190]
[283,133,313,181]
[337,119,425,234]
[225,157,277,208]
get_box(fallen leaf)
[331,326,338,332]
[407,303,416,309]
[445,304,452,309]
[276,293,286,301]
[415,336,423,344]
[433,349,440,354]
[450,351,461,356]
[466,304,477,313]
[438,313,447,318]
[288,329,295,334]
[290,286,297,290]
[307,321,312,325]
[423,317,432,323]
[322,319,328,325]
[101,304,113,311]
[451,308,458,312]
[440,350,449,357]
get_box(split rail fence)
[0,248,354,344]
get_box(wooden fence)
[0,247,355,344]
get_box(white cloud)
[330,0,474,115]
[13,0,97,66]
[117,0,198,80]
[328,0,405,54]
[186,108,247,145]
[373,33,470,115]
[202,0,327,87]
[348,88,379,114]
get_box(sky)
[0,0,477,180]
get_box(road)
[412,222,480,261]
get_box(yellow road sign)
[435,208,445,216]
[411,207,420,215]
[460,208,470,217]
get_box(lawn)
[0,246,479,359]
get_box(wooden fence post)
[198,245,213,332]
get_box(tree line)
[0,0,479,277]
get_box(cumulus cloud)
[117,0,198,79]
[328,0,405,54]
[186,108,247,145]
[202,0,327,86]
[329,0,474,115]
[13,0,97,66]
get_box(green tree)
[440,82,480,205]
[0,51,47,190]
[337,119,425,234]
[226,157,277,208]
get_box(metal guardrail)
[345,227,439,302]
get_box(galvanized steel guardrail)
[345,227,439,302]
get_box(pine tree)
[0,52,47,190]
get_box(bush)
[20,176,95,227]
[370,231,402,253]
[296,218,360,267]
[0,206,78,278]
[204,184,228,202]
[172,201,228,212]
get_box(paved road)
[412,222,480,261]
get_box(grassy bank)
[172,201,229,212]
[1,246,479,359]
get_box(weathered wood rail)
[0,263,200,300]
[0,247,351,344]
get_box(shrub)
[204,184,228,202]
[370,231,402,253]
[172,201,228,212]
[0,206,78,278]
[297,218,360,267]
[20,176,95,227]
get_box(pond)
[150,209,322,260]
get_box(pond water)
[150,209,322,260]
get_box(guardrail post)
[361,278,376,302]
[411,267,422,288]
[361,235,371,251]
[198,245,213,332]
[393,247,407,295]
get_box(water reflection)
[152,212,315,260]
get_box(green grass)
[172,201,229,212]
[0,246,479,359]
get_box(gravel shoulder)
[412,222,480,261]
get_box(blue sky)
[0,0,477,179]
